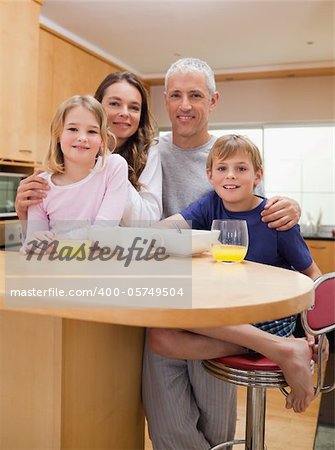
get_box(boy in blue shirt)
[149,134,322,414]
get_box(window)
[263,125,334,226]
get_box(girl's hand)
[15,170,49,220]
[21,231,55,256]
[261,196,301,231]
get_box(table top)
[0,251,314,327]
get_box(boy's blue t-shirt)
[180,190,312,272]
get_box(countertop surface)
[0,251,314,328]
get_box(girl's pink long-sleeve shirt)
[26,154,128,238]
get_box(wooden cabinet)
[305,239,335,274]
[0,311,145,450]
[36,28,121,165]
[0,1,40,162]
[1,3,120,166]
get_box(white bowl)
[155,229,220,257]
[88,226,219,257]
[191,229,220,255]
[89,226,158,249]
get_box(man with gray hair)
[142,57,301,449]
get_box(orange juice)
[211,243,247,262]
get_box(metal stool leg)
[211,439,245,449]
[245,386,266,450]
[210,386,267,450]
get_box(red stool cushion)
[213,353,281,371]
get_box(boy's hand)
[306,333,329,363]
[15,170,49,220]
[261,196,301,231]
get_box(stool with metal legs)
[203,272,335,450]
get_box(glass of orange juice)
[211,220,248,263]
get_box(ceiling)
[40,0,335,81]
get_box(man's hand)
[261,196,301,231]
[15,170,49,220]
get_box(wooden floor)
[145,385,321,450]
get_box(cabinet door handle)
[18,149,33,153]
[310,246,326,250]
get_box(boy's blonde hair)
[46,95,113,173]
[207,134,263,172]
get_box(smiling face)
[207,149,263,211]
[100,80,142,147]
[164,71,219,148]
[59,105,102,169]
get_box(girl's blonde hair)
[46,95,113,173]
[207,134,263,172]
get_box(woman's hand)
[15,170,49,220]
[261,196,301,231]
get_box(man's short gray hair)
[165,58,216,95]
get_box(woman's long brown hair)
[95,72,157,191]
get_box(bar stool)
[203,272,335,450]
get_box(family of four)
[16,58,323,450]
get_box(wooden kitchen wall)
[36,27,122,165]
[0,0,40,164]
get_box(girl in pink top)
[23,95,128,253]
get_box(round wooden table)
[0,251,314,450]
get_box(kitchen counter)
[304,236,335,273]
[303,232,335,241]
[0,251,314,450]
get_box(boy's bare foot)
[273,338,314,413]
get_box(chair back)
[300,272,335,395]
[301,272,335,335]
